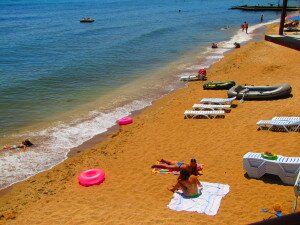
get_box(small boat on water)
[80,18,95,23]
[203,80,236,90]
[227,83,292,100]
[230,5,300,11]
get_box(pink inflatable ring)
[78,169,105,187]
[118,117,133,125]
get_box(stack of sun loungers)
[180,74,199,81]
[184,97,236,119]
[243,152,300,185]
[257,116,300,132]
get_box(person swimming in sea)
[1,139,34,151]
[151,158,201,176]
[234,42,240,48]
[221,25,230,30]
[168,169,202,197]
[211,43,218,48]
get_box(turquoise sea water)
[0,0,298,189]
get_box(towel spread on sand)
[167,182,230,215]
[152,167,180,175]
[152,162,203,175]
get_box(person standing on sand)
[244,21,249,34]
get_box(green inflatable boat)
[203,80,236,90]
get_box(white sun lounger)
[272,117,300,121]
[257,117,300,132]
[180,75,199,81]
[267,120,300,132]
[243,152,300,185]
[200,97,236,105]
[192,104,231,111]
[184,110,225,119]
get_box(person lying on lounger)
[151,158,201,176]
[168,169,202,197]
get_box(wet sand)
[0,28,300,224]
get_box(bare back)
[179,175,201,197]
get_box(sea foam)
[0,19,279,191]
[179,19,279,77]
[0,100,152,190]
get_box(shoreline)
[67,105,154,158]
[59,22,271,157]
[0,21,274,194]
[69,23,270,159]
[1,23,300,224]
[0,20,272,192]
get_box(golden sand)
[0,36,300,225]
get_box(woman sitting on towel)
[168,169,202,197]
[151,158,201,176]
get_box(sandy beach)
[1,28,300,224]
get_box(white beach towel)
[167,182,230,216]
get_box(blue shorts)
[177,162,184,168]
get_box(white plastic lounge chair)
[243,152,300,185]
[184,110,225,119]
[257,117,300,132]
[200,97,236,105]
[272,117,300,122]
[269,120,300,132]
[192,104,231,111]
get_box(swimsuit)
[177,162,184,168]
[188,184,201,198]
[188,193,200,198]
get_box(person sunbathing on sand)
[151,158,201,176]
[168,169,202,197]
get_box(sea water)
[0,0,297,189]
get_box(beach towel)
[152,161,203,175]
[167,182,230,215]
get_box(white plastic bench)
[243,152,300,185]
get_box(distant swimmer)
[179,9,181,12]
[211,43,218,49]
[234,42,240,48]
[221,25,230,30]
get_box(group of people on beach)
[241,15,264,33]
[152,158,202,197]
[241,21,249,34]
